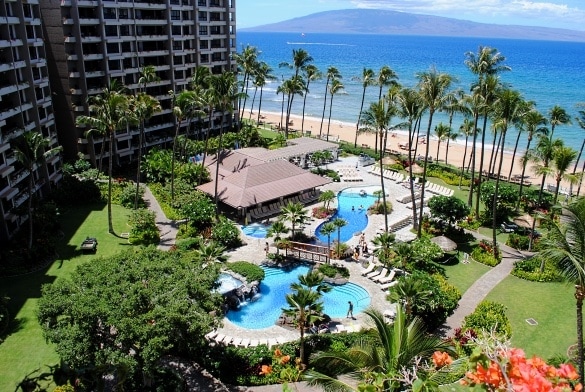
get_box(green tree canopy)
[428,195,471,226]
[37,247,224,388]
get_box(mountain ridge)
[239,9,585,42]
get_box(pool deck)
[217,156,419,344]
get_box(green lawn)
[443,258,491,295]
[486,275,575,359]
[0,203,132,392]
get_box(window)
[172,26,181,35]
[198,11,207,21]
[199,26,208,36]
[171,10,180,20]
[103,8,116,19]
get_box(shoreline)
[255,110,582,195]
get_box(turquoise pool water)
[241,222,271,238]
[315,188,378,243]
[226,265,371,329]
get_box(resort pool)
[315,188,378,243]
[216,273,243,295]
[241,222,271,238]
[226,265,371,329]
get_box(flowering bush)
[463,347,581,391]
[312,206,333,219]
[259,348,303,384]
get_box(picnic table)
[80,237,98,252]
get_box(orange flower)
[273,348,282,358]
[259,365,272,376]
[280,355,291,365]
[431,351,453,368]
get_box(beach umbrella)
[382,156,396,165]
[513,214,535,228]
[431,235,457,252]
[410,163,424,174]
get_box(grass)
[442,257,491,295]
[0,203,132,392]
[486,275,575,359]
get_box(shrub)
[427,164,471,186]
[51,174,102,206]
[118,182,145,209]
[226,261,265,282]
[317,263,350,279]
[512,257,564,282]
[312,206,332,219]
[371,201,393,215]
[174,237,203,251]
[128,209,160,245]
[506,233,530,250]
[463,300,511,338]
[471,240,502,267]
[211,216,242,249]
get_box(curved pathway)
[143,185,179,251]
[438,231,531,337]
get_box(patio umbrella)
[431,235,457,252]
[410,163,424,174]
[382,156,396,165]
[514,214,534,228]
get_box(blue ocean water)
[237,32,585,151]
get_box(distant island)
[239,9,585,42]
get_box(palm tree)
[283,271,330,365]
[509,108,545,181]
[193,241,228,264]
[548,105,571,140]
[538,198,585,386]
[319,222,336,264]
[515,110,548,211]
[301,64,322,133]
[254,62,275,124]
[372,231,396,265]
[169,89,200,202]
[304,305,454,391]
[76,80,130,234]
[433,123,450,162]
[13,132,62,251]
[332,217,347,257]
[266,221,289,255]
[458,117,475,188]
[416,67,453,237]
[375,66,399,154]
[326,78,345,141]
[208,72,242,218]
[279,202,308,238]
[462,91,486,208]
[319,67,341,137]
[573,104,585,197]
[352,68,376,148]
[490,88,525,257]
[551,145,578,204]
[282,75,305,138]
[397,87,423,227]
[360,99,396,231]
[318,189,336,211]
[388,277,433,318]
[233,44,259,123]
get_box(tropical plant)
[76,80,131,234]
[462,300,511,338]
[372,231,396,264]
[193,240,228,264]
[128,208,159,245]
[319,222,336,264]
[352,68,376,147]
[13,132,62,251]
[234,44,260,123]
[551,145,578,204]
[434,123,451,161]
[326,78,345,141]
[548,104,572,140]
[304,305,455,391]
[332,217,348,258]
[538,199,585,385]
[428,195,470,227]
[318,189,336,211]
[375,65,399,153]
[266,220,289,255]
[301,64,322,132]
[279,201,308,238]
[319,67,341,137]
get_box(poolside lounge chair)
[214,333,226,344]
[231,337,242,346]
[360,262,377,276]
[378,269,396,284]
[276,336,287,345]
[239,338,250,348]
[268,338,279,348]
[204,330,218,341]
[249,339,259,347]
[366,266,384,278]
[380,280,399,290]
[370,268,389,281]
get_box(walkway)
[142,185,179,251]
[438,231,531,337]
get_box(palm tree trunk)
[407,124,418,229]
[354,89,366,148]
[460,133,469,189]
[27,172,33,251]
[319,79,329,137]
[214,115,226,219]
[577,159,585,198]
[248,86,258,121]
[492,129,507,258]
[301,81,311,133]
[135,121,145,209]
[257,87,264,124]
[530,173,547,252]
[170,121,181,202]
[570,139,585,197]
[576,287,584,387]
[554,175,562,204]
[516,138,533,212]
[326,94,334,141]
[488,130,499,176]
[107,133,114,234]
[475,114,489,216]
[197,110,214,186]
[468,115,480,208]
[379,130,388,232]
[436,141,441,162]
[418,111,434,238]
[508,130,523,180]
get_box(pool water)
[241,222,271,238]
[216,273,243,295]
[315,188,378,243]
[226,265,371,329]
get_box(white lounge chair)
[366,266,384,278]
[372,268,389,282]
[249,339,259,347]
[380,280,399,290]
[205,330,218,341]
[360,262,377,276]
[378,269,396,284]
[239,338,250,348]
[231,337,242,346]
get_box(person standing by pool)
[347,301,354,319]
[264,242,269,256]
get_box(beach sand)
[255,110,581,196]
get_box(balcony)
[0,186,18,200]
[0,16,19,25]
[14,191,29,209]
[64,36,76,43]
[79,18,100,25]
[85,70,105,78]
[81,35,101,43]
[0,163,15,178]
[10,169,29,187]
[83,53,104,60]
[0,60,26,73]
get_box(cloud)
[349,0,585,29]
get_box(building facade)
[0,0,62,242]
[40,0,237,164]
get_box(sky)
[236,0,585,31]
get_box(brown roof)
[196,159,330,209]
[237,137,338,162]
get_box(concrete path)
[438,231,531,337]
[142,185,179,251]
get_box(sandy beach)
[255,110,581,196]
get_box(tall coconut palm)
[283,271,330,365]
[538,198,585,386]
[375,66,399,154]
[280,49,313,135]
[300,64,321,133]
[397,87,423,228]
[573,104,585,197]
[13,132,62,251]
[434,122,450,162]
[462,91,486,208]
[326,78,345,141]
[332,217,347,257]
[208,72,242,218]
[169,89,200,202]
[254,62,276,124]
[318,189,336,211]
[458,117,475,187]
[76,81,129,234]
[515,110,548,211]
[352,68,376,148]
[319,222,336,264]
[490,88,525,257]
[282,75,305,138]
[507,103,538,181]
[304,305,454,391]
[319,66,341,137]
[548,105,571,140]
[551,145,578,204]
[233,44,259,123]
[360,100,396,231]
[416,67,453,238]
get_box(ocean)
[237,32,585,151]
